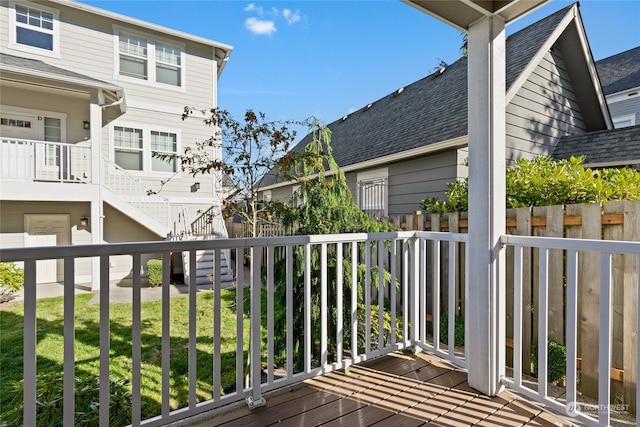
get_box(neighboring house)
[258,3,612,218]
[595,46,640,129]
[0,0,232,287]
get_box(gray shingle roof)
[595,46,640,95]
[552,125,640,165]
[0,52,120,90]
[261,4,574,187]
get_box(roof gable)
[261,2,607,188]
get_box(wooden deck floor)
[188,351,575,427]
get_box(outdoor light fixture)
[80,216,88,226]
[194,182,200,190]
[83,121,90,130]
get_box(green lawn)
[0,289,251,423]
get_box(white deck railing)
[2,232,637,426]
[501,234,640,427]
[0,231,467,427]
[0,138,91,183]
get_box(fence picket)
[624,201,640,415]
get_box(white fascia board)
[571,7,613,129]
[0,64,123,93]
[259,135,468,191]
[607,88,640,104]
[584,159,640,169]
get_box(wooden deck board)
[189,351,576,427]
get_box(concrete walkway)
[2,277,242,308]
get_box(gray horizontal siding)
[387,151,460,215]
[506,50,586,164]
[608,96,640,126]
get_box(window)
[9,2,59,56]
[115,29,184,88]
[357,168,388,221]
[155,43,181,86]
[151,131,177,172]
[113,126,179,173]
[114,126,143,171]
[119,33,148,80]
[44,117,61,166]
[612,114,635,129]
[1,118,32,128]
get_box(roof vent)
[366,103,372,110]
[395,87,404,95]
[439,66,446,74]
[342,115,348,121]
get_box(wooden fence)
[390,200,639,413]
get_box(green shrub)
[533,340,567,384]
[0,262,24,303]
[439,311,465,346]
[147,259,162,287]
[2,372,132,426]
[420,156,640,213]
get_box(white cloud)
[282,9,301,24]
[244,3,263,14]
[245,17,277,35]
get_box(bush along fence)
[389,199,640,415]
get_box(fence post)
[566,203,602,400]
[624,200,640,415]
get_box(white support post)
[90,94,103,291]
[466,15,507,396]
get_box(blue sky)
[82,0,639,130]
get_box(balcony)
[1,230,638,427]
[0,138,92,183]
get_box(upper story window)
[118,33,148,80]
[9,2,59,57]
[155,43,181,86]
[114,28,184,89]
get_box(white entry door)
[25,214,70,283]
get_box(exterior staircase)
[174,205,235,287]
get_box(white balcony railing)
[1,231,638,427]
[0,138,91,183]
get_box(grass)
[0,289,250,422]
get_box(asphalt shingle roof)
[552,125,640,165]
[595,46,640,95]
[261,4,574,186]
[0,52,119,89]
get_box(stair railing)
[102,157,172,229]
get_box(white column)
[466,15,506,396]
[90,93,103,291]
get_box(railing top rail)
[502,234,640,255]
[0,138,90,148]
[0,231,419,262]
[102,156,170,203]
[415,230,469,242]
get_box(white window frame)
[612,114,636,129]
[110,123,181,175]
[8,1,60,58]
[357,168,389,220]
[113,26,186,91]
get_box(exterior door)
[25,214,70,283]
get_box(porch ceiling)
[402,0,550,31]
[0,52,125,113]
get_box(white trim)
[8,1,60,58]
[112,25,187,92]
[356,167,388,182]
[606,88,640,104]
[583,159,640,168]
[259,135,467,191]
[612,114,636,129]
[109,121,182,176]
